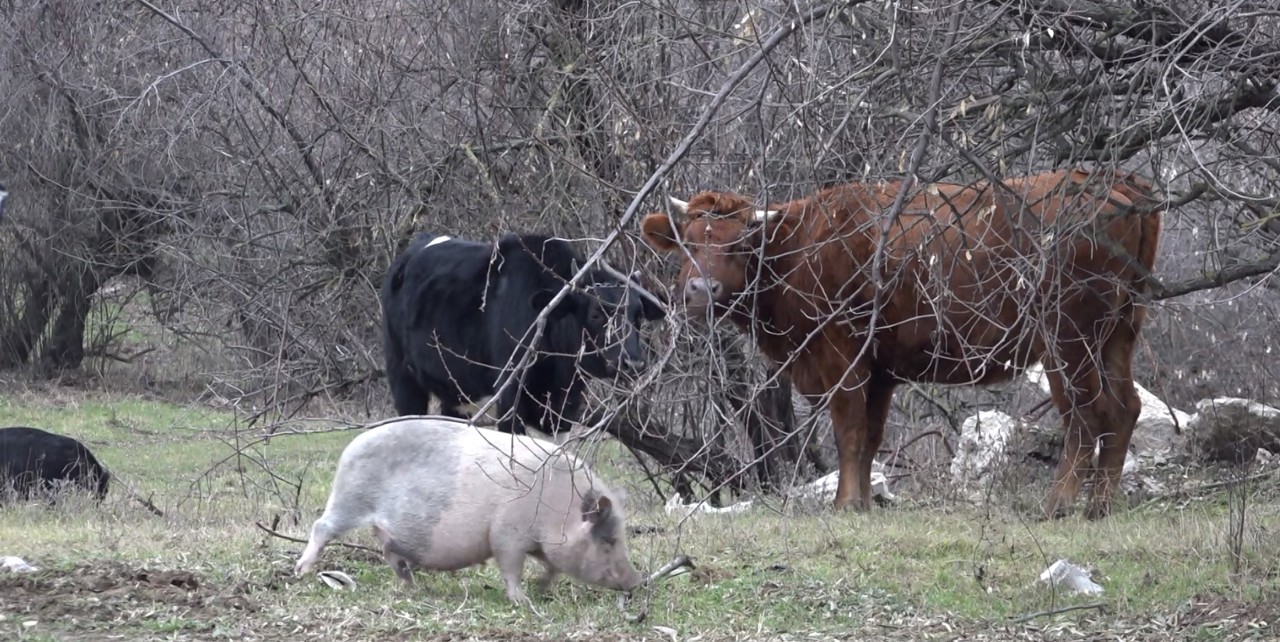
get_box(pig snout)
[603,561,644,592]
[619,566,644,591]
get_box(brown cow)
[641,168,1163,520]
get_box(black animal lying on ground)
[0,426,111,503]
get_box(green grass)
[2,391,1278,641]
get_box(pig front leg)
[534,569,561,593]
[494,547,532,606]
[531,552,560,593]
[373,524,417,585]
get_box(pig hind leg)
[294,505,370,576]
[373,524,416,584]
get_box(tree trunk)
[39,264,100,371]
[743,368,805,493]
[0,278,55,369]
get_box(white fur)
[293,418,640,605]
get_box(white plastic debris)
[1,556,39,573]
[317,570,356,590]
[1038,559,1103,595]
[789,460,896,506]
[664,493,753,518]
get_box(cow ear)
[743,210,792,245]
[641,213,680,252]
[529,289,554,313]
[641,294,667,322]
[530,289,577,317]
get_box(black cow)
[381,232,665,436]
[0,426,111,503]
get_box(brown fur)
[642,168,1164,520]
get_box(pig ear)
[587,494,614,524]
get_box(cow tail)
[1118,173,1164,334]
[1128,173,1163,297]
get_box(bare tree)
[1,0,1277,503]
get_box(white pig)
[294,417,643,605]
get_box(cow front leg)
[829,384,871,511]
[494,384,528,435]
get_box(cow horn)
[668,197,689,214]
[754,209,780,222]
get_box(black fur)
[380,232,664,435]
[0,426,111,503]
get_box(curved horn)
[754,209,780,223]
[668,197,689,214]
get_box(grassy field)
[2,388,1278,641]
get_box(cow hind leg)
[1085,320,1143,521]
[387,370,433,417]
[1040,354,1105,521]
[436,396,465,419]
[861,381,895,509]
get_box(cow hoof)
[1039,502,1074,522]
[832,498,871,513]
[1084,502,1112,521]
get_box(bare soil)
[1,561,257,622]
[2,561,1276,641]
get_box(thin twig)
[107,473,165,517]
[255,521,382,555]
[1134,466,1280,512]
[622,555,697,622]
[1008,601,1106,624]
[644,554,696,586]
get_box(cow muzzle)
[683,277,723,305]
[622,356,647,374]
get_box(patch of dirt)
[0,560,259,624]
[3,561,1276,641]
[1173,590,1280,633]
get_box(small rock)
[1,557,39,574]
[1186,398,1280,464]
[951,410,1017,500]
